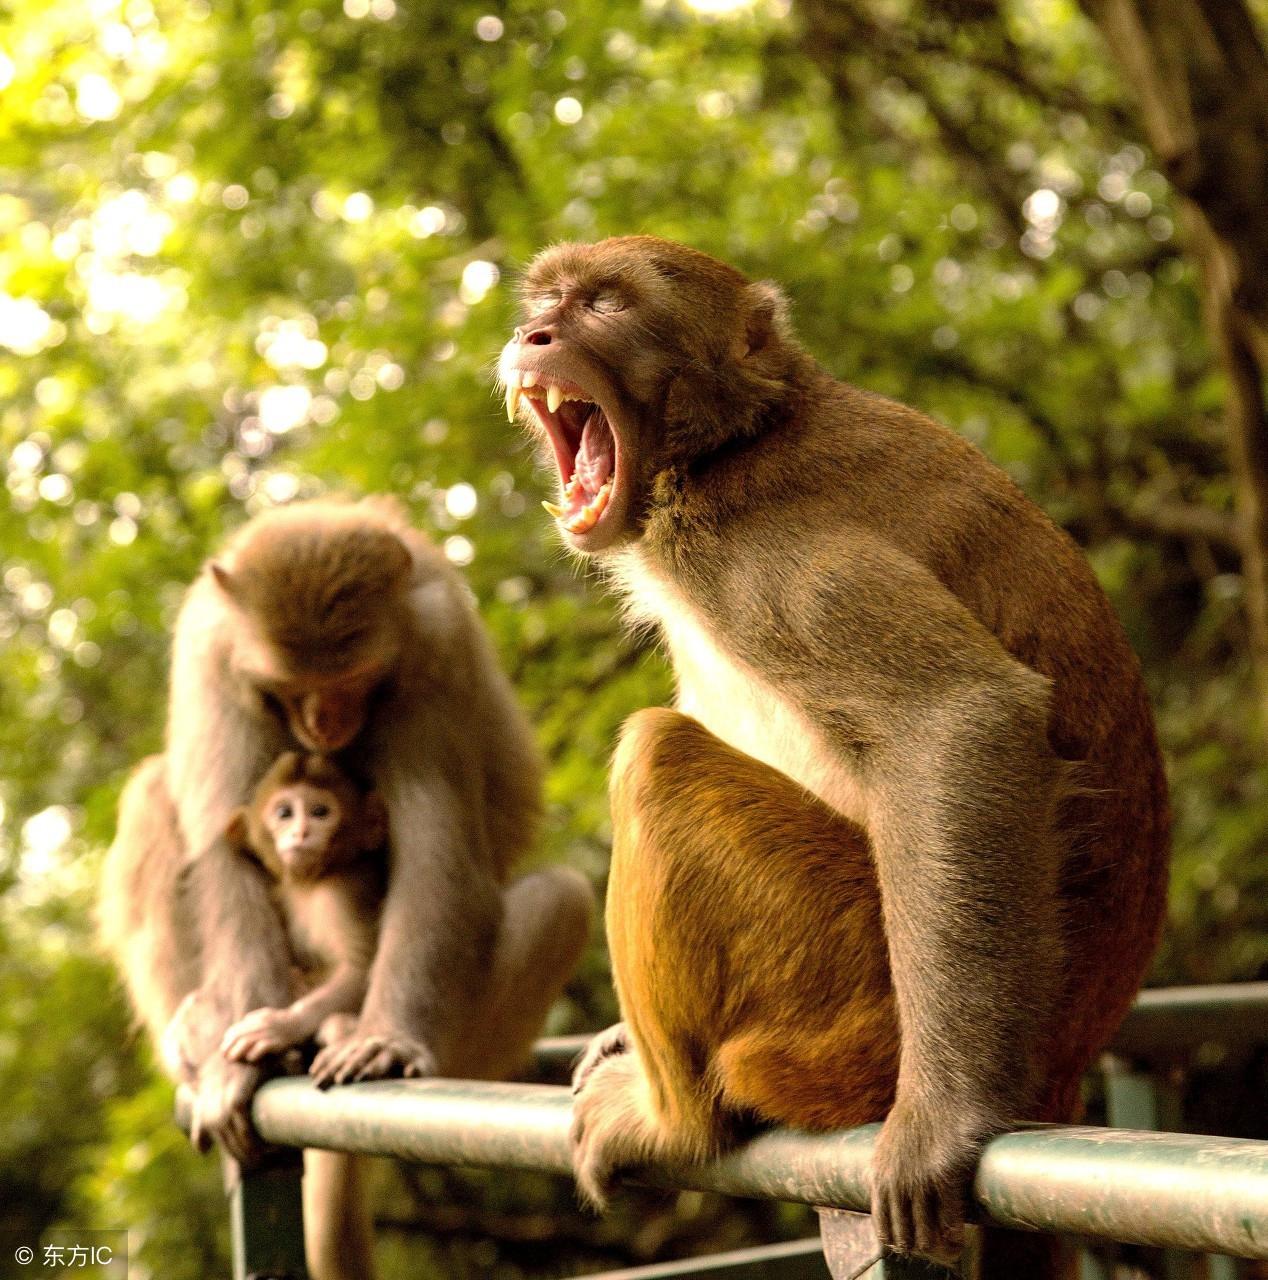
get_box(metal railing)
[179,982,1268,1280]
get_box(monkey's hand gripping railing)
[179,982,1268,1280]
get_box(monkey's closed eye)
[588,293,625,315]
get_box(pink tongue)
[573,415,613,496]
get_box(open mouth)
[505,370,616,537]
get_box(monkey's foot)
[870,1099,985,1264]
[570,1048,660,1210]
[189,1055,264,1165]
[221,1006,311,1063]
[571,1021,631,1095]
[310,1029,437,1087]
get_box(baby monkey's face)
[263,782,344,880]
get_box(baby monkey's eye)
[589,293,625,315]
[311,803,331,818]
[275,802,293,820]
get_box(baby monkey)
[218,751,388,1078]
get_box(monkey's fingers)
[346,1036,435,1083]
[351,1046,399,1082]
[875,1181,964,1263]
[870,1108,974,1264]
[916,1184,966,1264]
[569,1052,646,1211]
[224,1030,288,1063]
[310,1036,381,1087]
[873,1183,912,1256]
[218,1106,257,1166]
[311,1032,436,1087]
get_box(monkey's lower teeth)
[558,479,613,534]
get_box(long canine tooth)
[546,384,564,413]
[542,500,564,518]
[522,371,538,388]
[506,383,522,421]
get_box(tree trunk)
[1075,0,1268,714]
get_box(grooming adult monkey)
[100,497,593,1280]
[500,237,1169,1274]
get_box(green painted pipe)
[1113,982,1268,1055]
[177,1077,1268,1259]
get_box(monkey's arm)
[177,838,296,1160]
[773,545,1064,1260]
[168,622,292,1017]
[311,752,503,1086]
[226,879,377,1065]
[166,621,294,1158]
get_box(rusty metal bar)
[176,1077,1268,1260]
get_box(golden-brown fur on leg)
[572,707,900,1204]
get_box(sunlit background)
[2,0,1267,1275]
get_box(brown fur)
[211,497,414,678]
[99,497,594,1280]
[506,237,1169,1271]
[217,753,388,1080]
[236,751,385,883]
[572,708,898,1199]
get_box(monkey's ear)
[379,534,413,588]
[361,792,388,851]
[737,281,792,358]
[365,527,417,591]
[225,809,248,846]
[209,561,236,596]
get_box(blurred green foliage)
[1,0,1266,1274]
